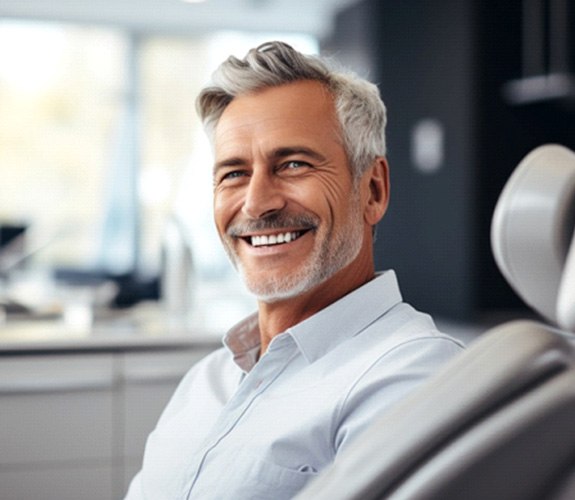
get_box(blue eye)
[221,170,247,181]
[283,160,310,170]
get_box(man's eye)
[281,160,311,171]
[220,170,247,182]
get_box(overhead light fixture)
[181,0,207,3]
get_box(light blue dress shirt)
[125,271,464,500]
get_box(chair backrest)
[295,144,575,500]
[491,144,575,328]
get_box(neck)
[256,256,375,355]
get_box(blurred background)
[1,0,574,332]
[0,1,573,498]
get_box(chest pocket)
[187,449,319,500]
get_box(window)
[0,22,128,270]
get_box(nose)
[242,169,286,219]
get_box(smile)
[247,230,307,247]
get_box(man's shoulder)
[352,302,464,354]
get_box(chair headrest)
[491,144,575,330]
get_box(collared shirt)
[125,271,464,500]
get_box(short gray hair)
[196,41,387,179]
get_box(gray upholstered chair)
[295,144,575,500]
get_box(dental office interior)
[1,0,574,498]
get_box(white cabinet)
[0,344,216,500]
[0,465,114,500]
[0,354,116,500]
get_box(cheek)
[312,178,354,221]
[214,185,244,216]
[213,191,236,235]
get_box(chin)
[243,274,312,304]
[240,259,342,304]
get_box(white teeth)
[250,232,300,247]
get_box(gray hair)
[196,41,387,179]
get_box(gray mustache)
[228,212,318,237]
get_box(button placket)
[183,338,297,499]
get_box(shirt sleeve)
[334,335,463,454]
[123,470,143,500]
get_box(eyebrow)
[214,145,327,173]
[213,156,246,174]
[270,146,327,163]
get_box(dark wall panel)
[324,0,575,321]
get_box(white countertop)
[0,303,222,353]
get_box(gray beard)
[227,195,364,303]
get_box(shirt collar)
[223,270,403,371]
[223,312,261,372]
[288,270,403,364]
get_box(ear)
[362,156,390,226]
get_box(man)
[125,41,464,499]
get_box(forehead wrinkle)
[213,82,348,172]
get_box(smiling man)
[213,78,385,354]
[125,42,464,500]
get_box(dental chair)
[296,144,575,500]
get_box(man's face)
[212,80,372,303]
